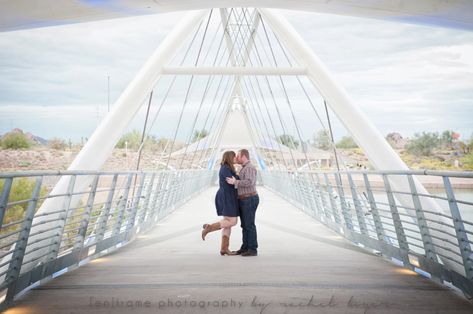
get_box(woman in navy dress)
[201,151,239,255]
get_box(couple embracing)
[201,149,259,257]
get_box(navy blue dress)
[215,164,239,217]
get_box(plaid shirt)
[234,161,257,196]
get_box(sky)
[0,9,472,143]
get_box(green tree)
[406,132,440,156]
[336,136,358,149]
[0,178,48,232]
[0,132,32,149]
[313,130,331,150]
[440,130,460,148]
[467,133,473,153]
[116,130,142,150]
[461,152,473,170]
[276,134,299,149]
[116,130,168,152]
[192,129,209,142]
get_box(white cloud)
[0,9,472,143]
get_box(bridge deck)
[8,187,473,314]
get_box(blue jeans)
[239,194,259,251]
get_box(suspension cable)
[259,15,313,171]
[239,23,298,171]
[123,14,206,172]
[165,10,214,170]
[324,100,341,171]
[239,81,280,170]
[262,13,348,171]
[228,8,287,170]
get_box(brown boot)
[220,235,237,256]
[201,222,221,240]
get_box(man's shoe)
[234,249,247,255]
[241,250,257,256]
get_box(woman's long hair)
[220,151,236,174]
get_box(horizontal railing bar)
[426,225,458,239]
[5,199,32,207]
[422,218,456,229]
[406,242,426,250]
[26,234,59,247]
[0,249,14,259]
[0,229,21,240]
[303,169,473,178]
[435,252,463,265]
[33,209,70,218]
[416,209,453,219]
[22,242,57,257]
[460,219,473,227]
[1,218,26,229]
[30,217,65,228]
[0,240,17,251]
[28,226,62,237]
[0,169,206,178]
[21,249,53,266]
[0,259,12,269]
[402,226,421,235]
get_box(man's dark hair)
[239,149,250,160]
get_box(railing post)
[333,173,352,230]
[138,173,155,225]
[382,174,410,255]
[125,174,146,236]
[156,172,170,220]
[73,175,99,252]
[45,175,76,262]
[0,178,13,230]
[322,173,338,223]
[308,173,322,218]
[148,172,163,222]
[4,177,42,305]
[169,172,179,211]
[443,176,473,280]
[362,173,386,242]
[314,173,330,222]
[347,173,368,236]
[95,174,118,242]
[407,174,438,262]
[112,174,133,237]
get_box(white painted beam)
[162,66,307,75]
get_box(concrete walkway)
[6,187,473,314]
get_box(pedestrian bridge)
[1,1,473,313]
[0,169,473,313]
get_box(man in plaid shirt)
[226,149,259,256]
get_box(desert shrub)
[0,132,32,149]
[48,138,67,150]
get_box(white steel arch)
[3,5,469,279]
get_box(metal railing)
[1,167,472,308]
[0,169,215,309]
[261,169,473,299]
